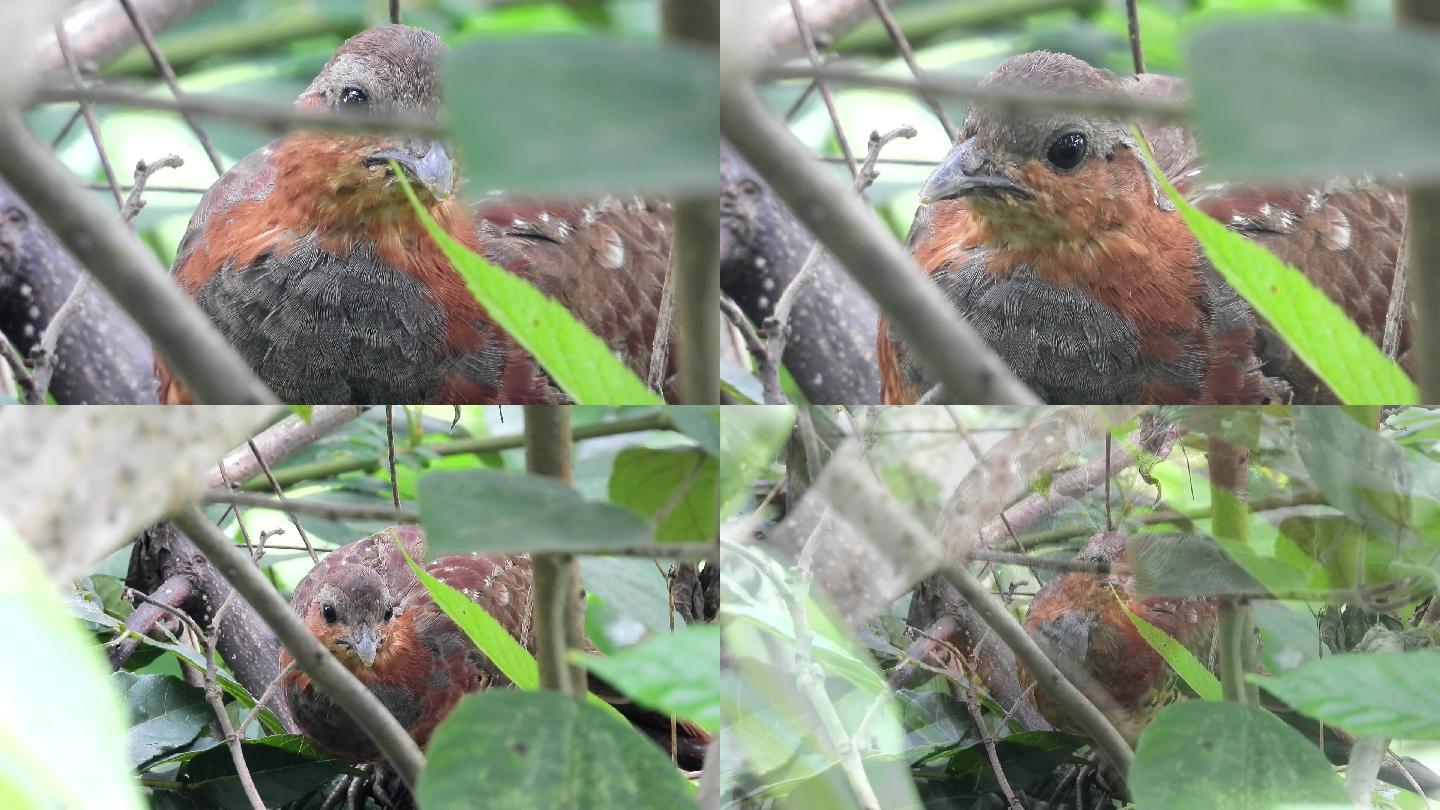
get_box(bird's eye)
[1046,132,1087,171]
[383,606,394,621]
[322,604,338,624]
[339,87,369,106]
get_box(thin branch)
[32,85,446,139]
[954,652,1021,810]
[863,0,958,141]
[761,125,915,403]
[525,406,588,699]
[386,406,400,509]
[240,410,675,490]
[120,154,184,224]
[1383,213,1410,359]
[0,112,275,403]
[787,0,858,178]
[170,507,425,790]
[210,406,367,489]
[53,23,124,211]
[759,64,1190,122]
[390,0,402,24]
[200,491,419,523]
[115,0,225,175]
[721,81,1038,403]
[86,181,208,194]
[247,439,319,563]
[1125,0,1146,75]
[647,259,677,393]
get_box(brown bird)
[879,51,1409,405]
[280,525,707,768]
[158,25,672,404]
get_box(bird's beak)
[366,139,455,201]
[349,625,380,668]
[920,137,1032,204]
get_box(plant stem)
[524,407,588,698]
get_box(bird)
[878,50,1409,405]
[1016,531,1217,745]
[157,24,672,404]
[279,525,707,768]
[1014,531,1440,796]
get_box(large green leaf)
[580,556,684,635]
[1187,20,1440,182]
[608,446,717,542]
[1141,141,1416,405]
[397,171,662,406]
[1131,701,1348,809]
[444,36,718,196]
[115,672,210,768]
[578,625,721,733]
[418,690,695,809]
[419,469,655,555]
[1256,650,1440,740]
[0,521,145,810]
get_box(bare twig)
[210,406,367,489]
[721,81,1038,403]
[200,491,418,524]
[86,182,207,194]
[787,0,858,178]
[1383,214,1410,359]
[766,0,887,56]
[759,64,1190,122]
[864,0,957,141]
[954,652,1022,810]
[1125,0,1146,74]
[53,23,124,211]
[386,406,400,509]
[390,0,402,25]
[760,126,915,403]
[171,507,425,790]
[115,0,224,174]
[0,112,275,403]
[647,261,677,392]
[120,154,184,224]
[247,439,319,563]
[720,295,766,360]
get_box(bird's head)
[309,565,399,670]
[920,51,1173,248]
[294,24,456,206]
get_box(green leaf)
[719,405,795,518]
[419,469,655,555]
[580,556,683,635]
[0,519,145,809]
[418,690,695,809]
[400,545,540,690]
[1131,701,1348,810]
[115,672,210,768]
[1256,650,1440,740]
[608,446,717,542]
[1139,136,1417,405]
[444,36,718,196]
[577,625,721,733]
[396,168,662,406]
[1111,588,1223,702]
[1187,20,1440,182]
[286,405,313,423]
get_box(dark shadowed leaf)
[419,469,655,554]
[1256,650,1440,740]
[668,406,721,455]
[1131,701,1347,809]
[578,624,720,733]
[418,690,694,808]
[1187,20,1440,182]
[445,36,718,196]
[177,734,352,808]
[608,446,717,542]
